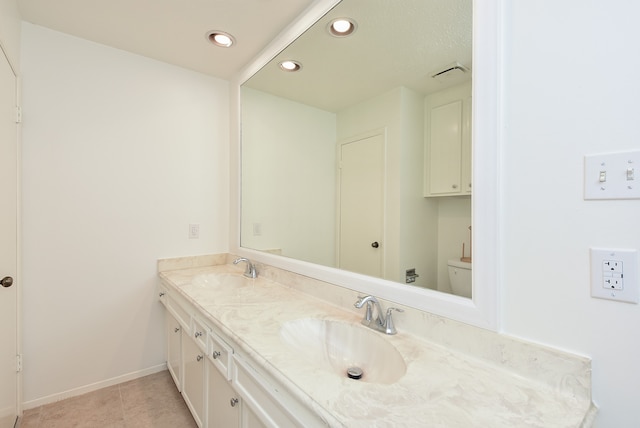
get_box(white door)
[0,47,18,428]
[338,133,384,278]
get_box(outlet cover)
[590,248,639,303]
[189,224,200,239]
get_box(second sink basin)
[279,318,406,384]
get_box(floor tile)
[19,370,196,428]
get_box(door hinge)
[16,354,22,373]
[15,106,22,124]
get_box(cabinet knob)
[197,355,203,362]
[158,292,165,297]
[371,241,379,248]
[212,350,221,359]
[230,397,239,407]
[194,331,203,338]
[452,184,458,189]
[174,327,180,333]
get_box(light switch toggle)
[599,171,607,182]
[627,167,635,181]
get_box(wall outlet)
[590,248,639,303]
[189,223,200,239]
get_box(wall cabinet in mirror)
[424,81,472,197]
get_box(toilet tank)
[447,259,472,298]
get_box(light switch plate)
[189,223,200,239]
[590,248,639,303]
[584,150,640,200]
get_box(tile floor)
[19,370,197,428]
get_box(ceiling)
[17,0,317,80]
[17,0,472,112]
[244,0,472,112]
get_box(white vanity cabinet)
[207,329,240,428]
[159,282,327,428]
[165,310,182,390]
[159,285,184,391]
[183,320,208,427]
[207,358,241,428]
[423,81,472,197]
[182,316,211,427]
[232,354,326,428]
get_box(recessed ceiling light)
[206,31,235,48]
[327,18,357,37]
[279,60,302,72]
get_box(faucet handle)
[384,307,404,335]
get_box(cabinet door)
[183,333,206,427]
[241,404,268,428]
[424,82,472,197]
[428,100,463,195]
[166,311,182,391]
[207,360,240,428]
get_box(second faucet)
[354,295,403,335]
[233,257,257,279]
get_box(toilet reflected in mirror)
[447,259,472,298]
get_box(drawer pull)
[159,292,165,297]
[174,327,180,333]
[194,331,203,338]
[230,397,239,407]
[212,350,221,359]
[197,354,203,362]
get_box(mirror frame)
[230,0,502,330]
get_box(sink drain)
[346,366,364,380]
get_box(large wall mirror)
[231,0,501,330]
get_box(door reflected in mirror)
[241,0,472,297]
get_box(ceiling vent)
[431,62,470,83]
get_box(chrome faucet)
[354,295,403,335]
[233,257,257,279]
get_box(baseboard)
[22,363,168,410]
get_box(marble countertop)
[159,262,595,427]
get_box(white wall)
[501,1,640,426]
[20,22,229,405]
[241,87,336,266]
[397,87,439,288]
[0,0,21,69]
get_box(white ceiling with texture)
[17,0,316,80]
[244,0,472,112]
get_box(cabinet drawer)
[233,354,326,428]
[166,296,191,333]
[208,331,233,381]
[191,318,209,352]
[158,284,169,306]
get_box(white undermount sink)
[279,318,406,384]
